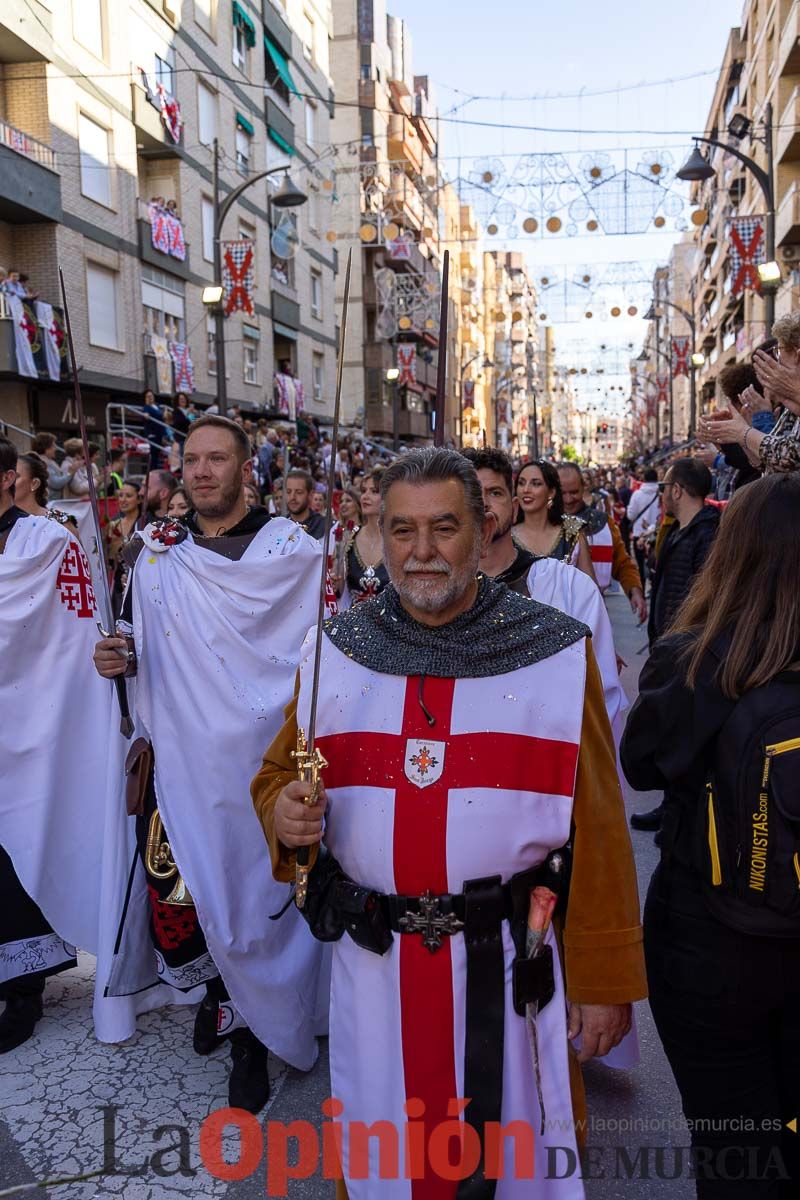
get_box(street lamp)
[211,140,308,416]
[677,102,776,333]
[386,367,400,451]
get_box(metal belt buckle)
[397,890,464,953]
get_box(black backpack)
[697,671,800,937]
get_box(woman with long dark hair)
[333,469,389,607]
[105,481,143,617]
[622,473,800,1196]
[513,460,597,582]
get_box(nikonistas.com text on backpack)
[697,671,800,937]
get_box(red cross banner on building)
[387,233,413,261]
[671,336,690,378]
[223,240,255,315]
[156,83,183,144]
[656,375,670,406]
[168,341,196,393]
[397,343,416,386]
[729,215,765,297]
[56,542,97,620]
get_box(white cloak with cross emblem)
[0,515,118,984]
[109,518,329,1069]
[295,627,589,1199]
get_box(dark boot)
[228,1029,270,1113]
[193,978,230,1056]
[0,990,44,1054]
[630,802,664,832]
[193,995,220,1056]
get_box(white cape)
[526,557,628,746]
[126,518,328,1070]
[0,517,112,965]
[525,557,639,1070]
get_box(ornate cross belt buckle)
[397,890,465,953]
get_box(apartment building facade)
[0,0,338,444]
[642,0,800,425]
[483,250,539,457]
[329,0,459,442]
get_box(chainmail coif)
[324,574,590,679]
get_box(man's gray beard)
[391,544,481,615]
[186,477,243,521]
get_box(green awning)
[235,110,255,136]
[268,126,294,156]
[232,1,256,49]
[264,33,300,97]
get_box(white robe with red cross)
[297,630,589,1199]
[584,518,613,591]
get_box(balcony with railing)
[779,1,800,77]
[136,197,192,281]
[0,117,61,223]
[0,289,70,379]
[778,86,800,162]
[387,114,423,174]
[777,180,800,246]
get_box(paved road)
[0,591,692,1200]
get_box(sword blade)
[307,247,352,753]
[58,266,134,738]
[433,249,450,448]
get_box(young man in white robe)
[253,448,646,1199]
[93,416,328,1113]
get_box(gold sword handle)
[291,728,328,909]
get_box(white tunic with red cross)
[297,630,588,1199]
[584,517,613,591]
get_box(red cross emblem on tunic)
[55,542,97,618]
[316,673,579,1185]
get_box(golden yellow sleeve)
[251,679,319,882]
[610,517,642,596]
[562,642,648,1004]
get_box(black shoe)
[193,996,221,1056]
[0,991,44,1054]
[228,1030,270,1113]
[630,803,664,832]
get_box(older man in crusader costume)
[253,448,646,1199]
[94,415,328,1113]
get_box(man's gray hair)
[379,447,485,526]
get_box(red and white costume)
[295,628,588,1198]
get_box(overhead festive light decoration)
[547,216,562,233]
[691,209,708,226]
[487,223,498,235]
[523,217,538,233]
[628,305,638,316]
[653,216,666,228]
[360,223,377,242]
[585,311,593,318]
[587,219,599,231]
[326,230,337,242]
[610,306,621,317]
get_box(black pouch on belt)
[332,878,394,955]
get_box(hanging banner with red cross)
[671,336,690,378]
[729,215,765,297]
[656,375,670,406]
[168,341,196,393]
[397,343,416,386]
[223,240,255,315]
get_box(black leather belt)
[383,883,515,953]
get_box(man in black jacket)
[632,458,719,833]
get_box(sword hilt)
[292,728,328,909]
[97,622,135,739]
